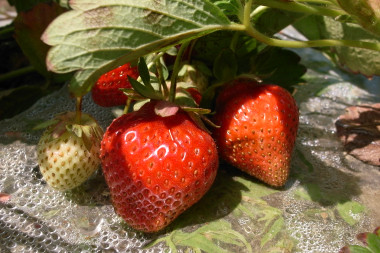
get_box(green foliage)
[336,201,366,226]
[252,7,306,36]
[209,0,243,21]
[7,0,52,12]
[0,1,71,120]
[144,168,289,252]
[337,0,380,37]
[42,0,232,97]
[251,47,306,89]
[213,48,238,82]
[13,2,67,78]
[261,217,284,248]
[294,15,380,77]
[294,183,366,226]
[341,227,380,253]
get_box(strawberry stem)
[230,32,240,52]
[155,57,169,98]
[75,96,83,124]
[240,0,380,51]
[0,65,36,83]
[169,40,191,103]
[123,96,133,114]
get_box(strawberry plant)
[3,0,380,238]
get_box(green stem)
[254,0,345,17]
[155,58,169,98]
[244,0,254,28]
[294,0,335,5]
[75,96,82,124]
[230,32,240,52]
[0,66,35,83]
[244,23,380,51]
[123,96,132,114]
[0,26,15,40]
[236,0,380,51]
[169,40,191,103]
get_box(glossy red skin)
[186,87,202,105]
[213,79,299,187]
[100,101,219,232]
[92,63,139,107]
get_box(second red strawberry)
[213,79,299,187]
[92,63,139,107]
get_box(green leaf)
[235,176,278,199]
[336,201,365,226]
[174,89,199,108]
[337,0,380,37]
[8,0,53,12]
[0,85,54,120]
[33,118,59,130]
[212,0,242,18]
[292,15,325,41]
[213,48,238,82]
[13,2,67,78]
[179,234,230,253]
[296,149,314,173]
[367,233,380,253]
[252,7,306,36]
[261,217,284,248]
[294,183,323,202]
[138,57,151,88]
[172,220,248,253]
[128,76,162,100]
[42,0,232,97]
[347,245,372,253]
[294,16,380,77]
[252,47,306,89]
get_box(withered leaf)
[335,104,380,166]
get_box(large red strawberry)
[213,79,299,187]
[91,63,139,107]
[100,101,218,232]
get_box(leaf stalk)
[239,0,380,51]
[75,96,82,124]
[169,40,191,103]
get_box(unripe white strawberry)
[37,112,103,191]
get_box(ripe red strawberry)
[100,101,219,232]
[37,112,103,191]
[91,63,139,107]
[213,79,299,187]
[186,87,202,105]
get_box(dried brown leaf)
[335,104,380,166]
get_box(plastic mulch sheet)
[1,37,380,252]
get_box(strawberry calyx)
[154,100,179,117]
[119,42,218,134]
[36,111,104,152]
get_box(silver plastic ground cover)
[1,42,380,252]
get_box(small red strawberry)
[91,63,139,107]
[186,87,202,105]
[213,79,299,187]
[100,101,218,232]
